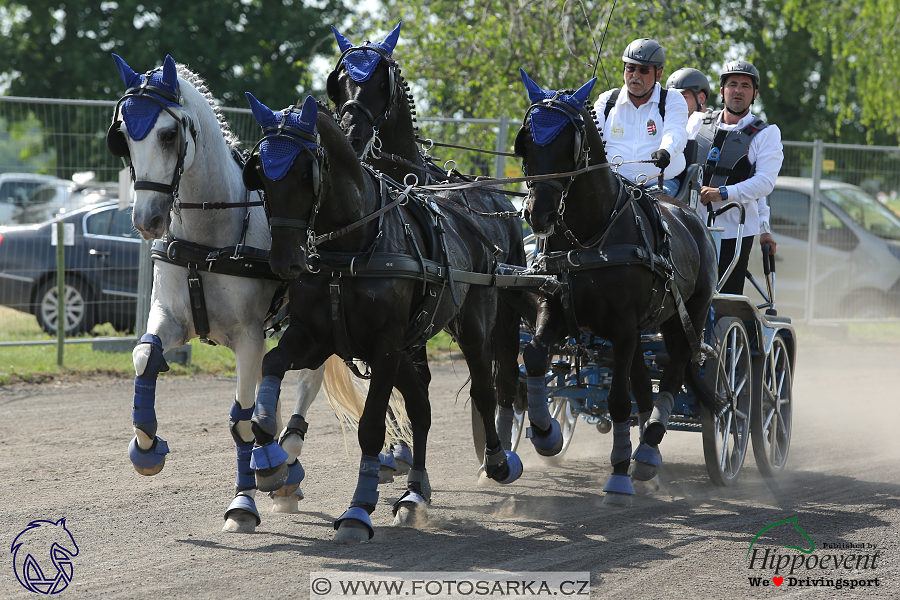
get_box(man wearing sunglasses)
[593,38,689,197]
[688,60,783,295]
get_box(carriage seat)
[671,139,703,210]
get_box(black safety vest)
[695,110,768,187]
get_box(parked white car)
[0,173,68,225]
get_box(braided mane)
[175,62,240,151]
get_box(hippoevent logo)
[746,516,880,590]
[11,518,80,594]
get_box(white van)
[756,177,900,319]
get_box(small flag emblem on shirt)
[647,119,657,136]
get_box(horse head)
[326,21,402,157]
[108,54,200,239]
[244,94,356,280]
[514,70,596,237]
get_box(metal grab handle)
[762,243,775,275]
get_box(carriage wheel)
[751,333,793,476]
[547,395,578,458]
[700,316,753,486]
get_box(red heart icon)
[773,577,784,586]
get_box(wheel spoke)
[719,412,733,471]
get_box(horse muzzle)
[132,194,173,240]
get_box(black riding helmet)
[622,38,665,69]
[719,60,760,90]
[666,68,711,97]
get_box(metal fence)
[1,96,899,349]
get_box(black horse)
[241,94,524,542]
[326,23,531,456]
[514,70,721,504]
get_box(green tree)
[0,0,350,105]
[380,0,729,121]
[782,0,900,142]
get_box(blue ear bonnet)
[113,54,181,142]
[246,93,319,182]
[332,22,401,83]
[520,70,597,146]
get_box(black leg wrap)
[279,414,309,445]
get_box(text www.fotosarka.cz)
[309,572,591,599]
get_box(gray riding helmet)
[622,38,665,68]
[666,68,711,98]
[719,60,760,89]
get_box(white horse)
[107,54,366,533]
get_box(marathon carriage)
[501,137,797,488]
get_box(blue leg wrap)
[252,375,282,440]
[526,376,552,431]
[225,494,260,526]
[350,455,381,510]
[392,489,427,516]
[610,421,633,465]
[133,378,159,439]
[603,473,636,495]
[527,418,562,454]
[285,460,305,486]
[128,435,169,469]
[334,506,374,540]
[632,443,662,467]
[235,443,255,491]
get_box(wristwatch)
[718,186,728,201]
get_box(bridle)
[247,103,327,267]
[519,93,589,218]
[327,45,401,159]
[107,69,197,204]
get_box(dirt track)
[1,340,898,599]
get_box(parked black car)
[0,202,140,335]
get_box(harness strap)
[186,264,213,345]
[151,238,283,280]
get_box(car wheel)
[34,276,94,336]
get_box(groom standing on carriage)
[689,60,784,295]
[592,38,690,197]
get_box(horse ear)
[572,77,597,107]
[112,54,142,88]
[245,92,277,128]
[162,55,178,92]
[519,68,546,105]
[326,69,339,103]
[382,21,402,55]
[297,95,319,131]
[331,25,353,53]
[242,154,264,191]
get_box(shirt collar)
[620,83,661,108]
[718,110,755,128]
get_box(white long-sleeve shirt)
[593,83,689,182]
[687,110,783,238]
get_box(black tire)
[34,276,94,336]
[700,316,752,486]
[751,333,793,476]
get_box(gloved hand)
[651,149,670,169]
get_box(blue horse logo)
[11,518,80,594]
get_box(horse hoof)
[222,511,257,533]
[528,420,563,457]
[630,461,659,482]
[273,483,301,497]
[633,475,660,495]
[378,466,395,485]
[271,495,299,514]
[255,462,289,492]
[602,492,633,507]
[133,457,165,476]
[392,503,428,528]
[334,520,371,544]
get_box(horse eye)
[160,129,177,144]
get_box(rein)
[414,137,518,157]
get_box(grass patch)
[0,305,461,386]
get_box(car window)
[769,189,809,240]
[818,204,858,251]
[0,181,42,206]
[109,207,138,238]
[85,209,113,235]
[30,186,62,206]
[822,187,900,241]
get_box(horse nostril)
[288,265,303,279]
[148,215,164,233]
